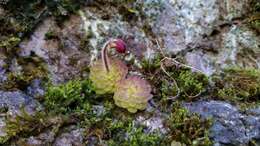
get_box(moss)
[3,0,85,26]
[248,0,260,32]
[213,67,260,102]
[0,55,48,90]
[0,36,21,61]
[140,55,208,102]
[118,4,139,23]
[46,79,164,145]
[252,0,260,12]
[165,102,212,146]
[83,107,165,146]
[79,36,91,52]
[45,0,86,23]
[8,62,209,145]
[44,79,96,114]
[160,69,208,101]
[140,54,162,74]
[175,70,208,99]
[44,30,59,40]
[4,110,46,138]
[1,108,80,145]
[0,109,47,144]
[0,37,21,50]
[248,12,260,32]
[106,123,164,146]
[1,0,48,42]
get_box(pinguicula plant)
[90,39,152,113]
[89,39,128,94]
[113,76,152,113]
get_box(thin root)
[155,39,204,100]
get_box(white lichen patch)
[218,25,260,68]
[136,115,167,134]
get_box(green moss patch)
[43,78,166,145]
[141,55,208,101]
[1,109,48,144]
[171,70,208,100]
[213,67,260,102]
[165,103,212,146]
[44,79,96,114]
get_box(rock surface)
[16,129,56,146]
[1,0,259,145]
[0,90,41,142]
[19,17,90,83]
[53,126,84,146]
[0,58,7,85]
[19,5,156,83]
[149,0,260,75]
[26,79,45,99]
[184,100,260,145]
[17,0,260,79]
[0,91,40,117]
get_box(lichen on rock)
[0,90,42,144]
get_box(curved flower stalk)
[113,76,152,113]
[89,39,128,94]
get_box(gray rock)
[185,51,216,76]
[19,6,156,83]
[17,0,258,81]
[16,129,56,146]
[0,59,7,84]
[53,126,84,146]
[14,125,83,146]
[151,0,253,53]
[26,79,45,99]
[217,25,260,69]
[0,90,40,116]
[136,114,166,134]
[184,100,260,145]
[0,90,41,142]
[153,0,220,53]
[141,0,258,75]
[185,25,260,75]
[19,17,90,83]
[246,108,260,116]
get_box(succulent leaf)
[113,76,152,113]
[90,58,128,94]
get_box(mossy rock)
[213,67,260,101]
[140,55,208,101]
[44,79,95,114]
[0,110,47,144]
[0,55,48,90]
[160,69,208,101]
[165,102,212,146]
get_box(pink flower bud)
[113,39,126,53]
